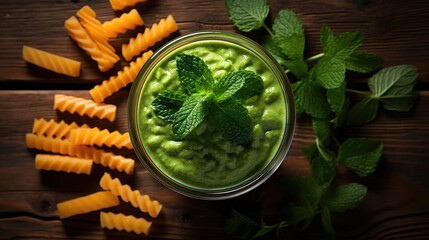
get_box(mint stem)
[284,53,325,74]
[345,88,370,95]
[306,52,325,62]
[263,23,273,37]
[262,221,289,231]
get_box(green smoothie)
[137,40,287,189]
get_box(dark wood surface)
[1,0,429,239]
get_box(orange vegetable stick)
[26,134,135,174]
[122,15,178,61]
[99,172,163,217]
[57,191,119,219]
[22,45,81,77]
[89,50,153,103]
[69,127,133,150]
[53,94,116,122]
[76,6,119,63]
[108,0,147,11]
[100,211,152,235]
[35,153,93,175]
[102,9,144,38]
[32,118,88,139]
[64,16,114,72]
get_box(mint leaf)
[272,9,308,78]
[312,118,331,146]
[212,99,252,144]
[320,25,334,50]
[302,142,317,161]
[310,155,335,187]
[321,206,335,237]
[273,9,305,60]
[213,70,263,102]
[151,90,188,124]
[281,176,323,228]
[285,204,316,229]
[326,81,346,114]
[347,65,419,126]
[281,176,324,208]
[379,93,419,111]
[347,97,379,126]
[312,56,346,89]
[261,36,289,69]
[338,138,383,176]
[316,138,336,164]
[213,71,245,102]
[176,54,214,93]
[293,80,330,119]
[324,183,367,213]
[345,51,383,73]
[369,65,418,97]
[172,94,211,139]
[233,70,264,100]
[327,81,348,128]
[315,26,361,89]
[322,28,362,60]
[368,65,419,111]
[225,0,269,32]
[225,209,260,240]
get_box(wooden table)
[1,0,429,239]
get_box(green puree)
[138,40,286,189]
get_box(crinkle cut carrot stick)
[22,45,81,77]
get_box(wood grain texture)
[0,90,429,239]
[1,0,429,239]
[1,0,429,86]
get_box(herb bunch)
[151,53,264,144]
[225,0,419,238]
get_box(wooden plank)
[0,90,429,238]
[1,0,428,85]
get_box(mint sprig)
[225,0,419,238]
[347,65,419,125]
[151,54,263,144]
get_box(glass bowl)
[128,31,295,200]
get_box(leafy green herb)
[272,9,308,78]
[225,0,269,32]
[292,80,330,119]
[151,90,188,124]
[151,54,263,144]
[323,183,368,213]
[321,206,335,238]
[338,138,383,176]
[225,209,288,240]
[347,97,379,126]
[327,81,348,128]
[368,65,419,111]
[345,51,383,73]
[312,56,346,89]
[212,99,252,144]
[176,54,214,93]
[172,94,211,139]
[321,26,362,60]
[348,65,419,125]
[224,0,419,238]
[224,209,261,239]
